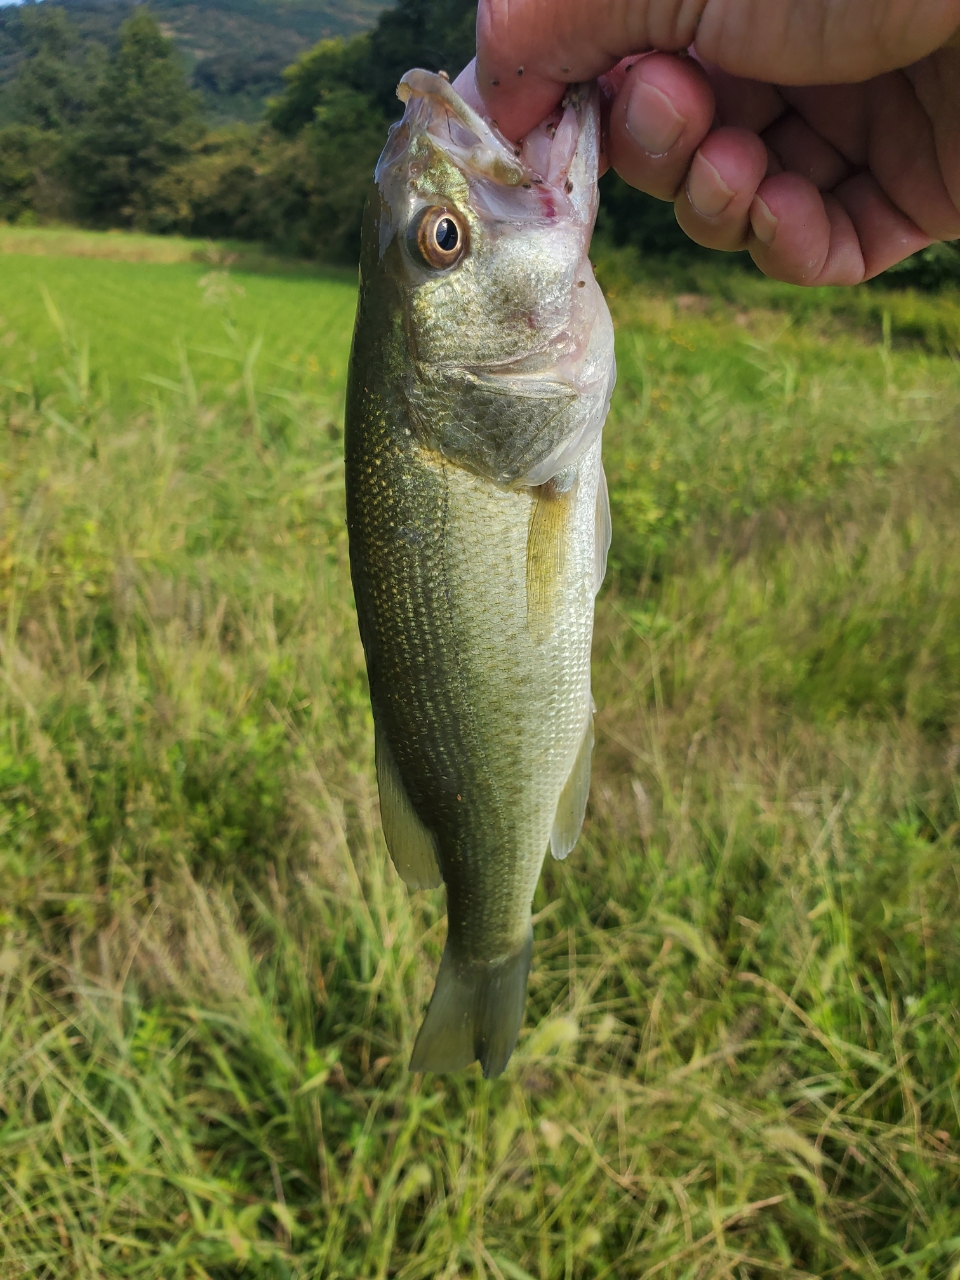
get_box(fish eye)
[412,206,468,270]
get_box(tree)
[266,35,374,137]
[181,88,388,262]
[881,241,960,291]
[366,0,476,114]
[67,7,202,229]
[267,0,477,135]
[8,5,104,134]
[259,0,477,260]
[291,85,393,260]
[0,124,67,222]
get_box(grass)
[0,226,959,1278]
[0,231,356,411]
[0,224,328,273]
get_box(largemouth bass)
[345,68,615,1078]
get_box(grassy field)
[1,225,959,1278]
[0,226,356,411]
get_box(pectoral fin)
[594,463,611,595]
[550,713,594,860]
[375,728,442,890]
[527,472,577,643]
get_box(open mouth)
[385,68,600,217]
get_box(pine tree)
[9,5,103,134]
[67,8,202,228]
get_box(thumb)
[476,0,701,139]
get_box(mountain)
[0,0,393,122]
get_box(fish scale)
[345,67,615,1076]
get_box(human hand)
[473,0,960,284]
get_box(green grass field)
[0,226,356,411]
[1,225,959,1278]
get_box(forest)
[0,0,387,120]
[0,0,483,263]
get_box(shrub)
[0,123,71,222]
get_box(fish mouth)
[394,69,528,188]
[383,66,601,222]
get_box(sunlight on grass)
[0,229,958,1277]
[0,241,356,409]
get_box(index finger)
[476,0,697,139]
[476,0,960,141]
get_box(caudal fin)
[409,932,533,1078]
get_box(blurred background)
[1,2,960,1276]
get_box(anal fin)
[409,931,533,1078]
[375,729,442,890]
[550,713,594,860]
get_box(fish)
[344,66,615,1078]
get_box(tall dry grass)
[0,248,958,1276]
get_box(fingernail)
[750,196,778,246]
[625,78,685,156]
[686,152,734,219]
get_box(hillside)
[0,0,392,121]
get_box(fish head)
[368,67,615,487]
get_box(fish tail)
[409,930,533,1078]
